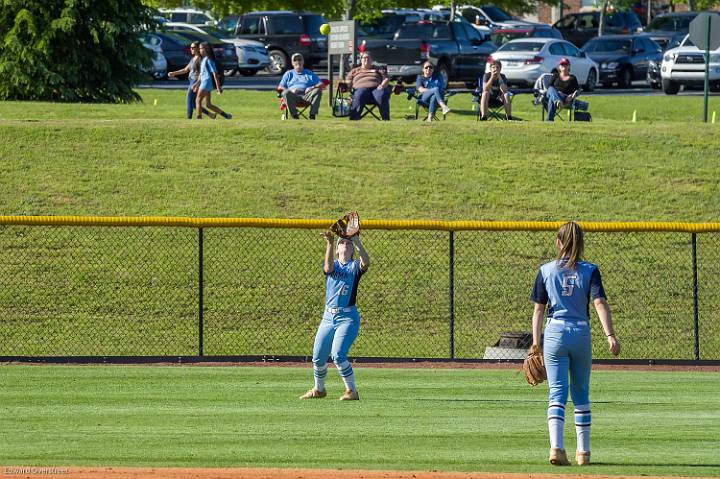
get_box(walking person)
[530,221,620,466]
[168,42,211,119]
[194,42,232,120]
[300,232,370,401]
[415,61,451,122]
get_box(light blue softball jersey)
[324,259,365,308]
[530,260,606,321]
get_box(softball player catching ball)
[300,232,370,401]
[530,221,621,466]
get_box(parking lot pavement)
[139,74,716,96]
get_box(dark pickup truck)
[358,19,496,85]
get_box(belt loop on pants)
[326,306,355,314]
[548,319,588,326]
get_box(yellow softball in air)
[320,23,331,35]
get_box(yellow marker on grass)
[153,99,158,106]
[713,111,717,124]
[631,109,637,122]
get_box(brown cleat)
[299,388,326,399]
[576,451,591,466]
[549,448,571,466]
[339,389,359,401]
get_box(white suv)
[159,8,216,25]
[660,34,720,94]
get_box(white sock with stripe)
[335,360,356,392]
[574,405,591,453]
[313,364,328,391]
[547,403,566,450]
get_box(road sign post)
[689,13,720,122]
[326,20,357,108]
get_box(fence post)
[449,231,455,360]
[199,227,204,357]
[692,233,699,360]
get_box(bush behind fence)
[0,217,718,361]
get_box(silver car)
[486,37,599,90]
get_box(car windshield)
[483,5,513,22]
[647,15,693,32]
[583,39,632,53]
[681,34,694,47]
[359,15,406,37]
[492,31,531,46]
[498,41,544,52]
[217,16,238,32]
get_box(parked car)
[140,32,195,75]
[358,18,496,85]
[660,34,720,94]
[381,9,448,23]
[486,37,599,90]
[491,25,563,46]
[643,12,719,50]
[554,11,643,47]
[581,34,662,87]
[358,14,410,39]
[159,8,216,25]
[228,11,328,75]
[458,4,536,34]
[141,35,168,80]
[164,22,270,76]
[171,31,239,74]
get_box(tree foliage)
[0,0,158,102]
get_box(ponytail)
[556,221,584,270]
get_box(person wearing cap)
[479,60,513,121]
[346,52,391,121]
[277,53,324,119]
[544,58,580,121]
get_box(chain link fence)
[0,219,718,362]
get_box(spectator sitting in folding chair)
[415,61,451,122]
[479,60,514,121]
[277,53,324,120]
[346,52,391,121]
[543,58,582,122]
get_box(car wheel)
[710,81,720,93]
[650,81,661,90]
[238,69,258,76]
[618,68,632,88]
[224,68,238,77]
[267,49,289,76]
[662,78,679,95]
[584,68,596,92]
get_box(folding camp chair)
[333,82,402,120]
[404,86,447,121]
[472,90,514,121]
[533,73,589,122]
[277,79,329,120]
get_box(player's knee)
[331,353,348,365]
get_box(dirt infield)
[1,467,711,479]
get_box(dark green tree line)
[0,0,158,102]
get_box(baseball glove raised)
[523,345,547,386]
[328,211,360,238]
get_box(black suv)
[225,11,328,75]
[554,11,643,47]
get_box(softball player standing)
[530,221,620,466]
[300,232,370,401]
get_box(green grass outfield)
[0,89,719,220]
[0,365,718,476]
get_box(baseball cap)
[559,57,570,66]
[291,53,304,62]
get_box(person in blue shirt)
[167,42,211,119]
[415,61,451,122]
[193,42,232,120]
[530,221,620,467]
[300,230,370,401]
[277,53,324,120]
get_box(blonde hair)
[556,221,584,270]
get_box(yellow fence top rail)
[1,216,720,233]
